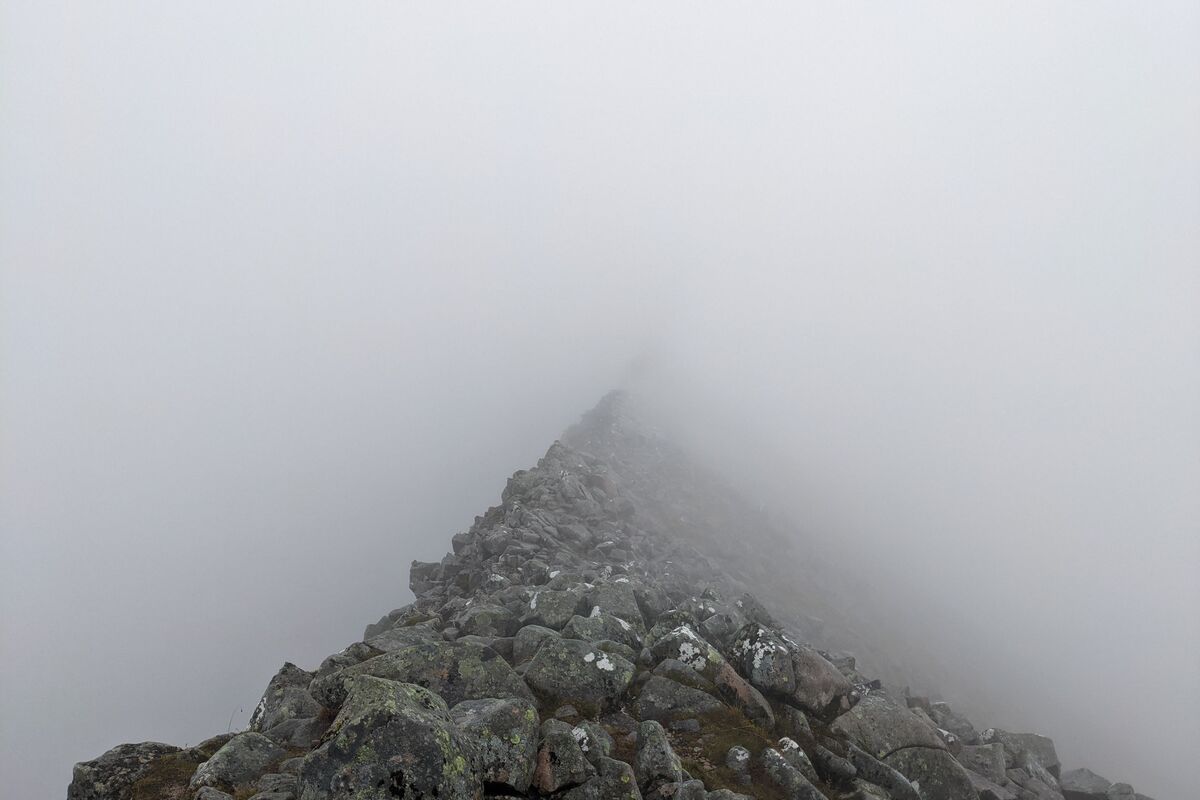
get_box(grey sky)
[2,4,1197,799]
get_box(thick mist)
[2,4,1197,800]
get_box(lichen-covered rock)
[731,624,852,716]
[558,756,641,800]
[298,676,481,800]
[522,587,586,630]
[589,581,647,633]
[189,733,287,791]
[633,720,682,792]
[249,663,321,734]
[68,742,182,800]
[562,610,643,651]
[830,691,945,758]
[513,624,560,664]
[455,603,519,638]
[632,675,722,722]
[571,720,615,766]
[883,747,978,800]
[449,697,538,793]
[760,747,828,800]
[362,623,441,653]
[310,639,532,709]
[532,719,594,793]
[523,637,635,712]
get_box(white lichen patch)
[548,570,561,579]
[595,654,616,671]
[678,641,706,669]
[530,592,540,610]
[583,652,596,663]
[590,605,603,618]
[572,726,590,751]
[778,737,799,751]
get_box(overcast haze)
[2,4,1197,800]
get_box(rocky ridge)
[68,392,1155,800]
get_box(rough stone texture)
[883,747,979,800]
[298,676,480,800]
[633,720,682,792]
[450,697,539,793]
[190,733,287,791]
[68,742,182,800]
[310,639,532,709]
[632,675,723,722]
[983,728,1062,778]
[523,637,635,712]
[830,690,945,758]
[533,719,594,793]
[760,747,828,800]
[1061,767,1113,799]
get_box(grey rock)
[558,756,642,800]
[706,791,753,800]
[590,581,647,633]
[809,743,857,784]
[777,738,820,784]
[571,720,615,765]
[522,587,586,630]
[667,779,708,800]
[654,658,716,692]
[1061,768,1112,799]
[725,745,751,773]
[958,742,1008,784]
[731,624,851,716]
[562,611,643,651]
[928,701,981,745]
[68,742,182,800]
[512,624,560,664]
[846,743,921,800]
[830,690,945,758]
[532,719,594,793]
[968,769,1019,800]
[760,747,828,800]
[450,696,539,793]
[310,639,532,709]
[884,747,979,800]
[455,603,519,637]
[249,663,321,736]
[983,728,1062,778]
[195,789,234,800]
[634,720,683,792]
[298,676,480,800]
[633,675,723,722]
[190,732,286,791]
[523,637,635,712]
[362,623,441,653]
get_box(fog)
[2,3,1197,799]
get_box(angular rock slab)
[883,747,978,800]
[523,637,635,712]
[299,676,481,800]
[830,691,945,759]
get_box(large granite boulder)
[523,637,635,712]
[68,742,182,800]
[298,676,480,800]
[450,697,539,794]
[830,691,945,758]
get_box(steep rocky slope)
[68,392,1154,800]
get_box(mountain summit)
[68,392,1148,800]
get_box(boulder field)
[68,393,1152,800]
